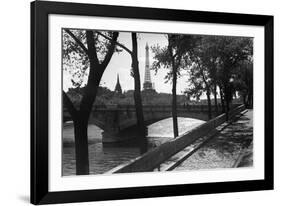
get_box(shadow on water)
[103,125,150,154]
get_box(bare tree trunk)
[206,88,212,120]
[249,92,253,109]
[73,117,89,175]
[167,38,179,139]
[219,86,225,113]
[72,61,100,175]
[131,33,147,152]
[71,75,100,175]
[213,84,218,114]
[63,91,90,175]
[243,94,247,106]
[172,65,179,138]
[224,84,231,120]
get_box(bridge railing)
[107,104,246,174]
[63,103,242,121]
[64,103,242,112]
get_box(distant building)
[143,43,155,92]
[114,74,122,94]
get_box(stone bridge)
[64,104,225,142]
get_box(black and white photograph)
[0,0,277,205]
[62,29,254,176]
[27,0,274,204]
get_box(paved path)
[173,110,253,171]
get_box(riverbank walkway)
[163,110,253,171]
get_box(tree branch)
[96,31,132,55]
[99,32,120,68]
[63,91,78,120]
[64,29,88,55]
[86,30,99,65]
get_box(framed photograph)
[31,0,274,204]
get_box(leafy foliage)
[185,35,253,103]
[151,34,199,82]
[62,29,120,89]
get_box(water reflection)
[62,117,205,176]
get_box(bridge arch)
[64,104,241,142]
[86,105,222,142]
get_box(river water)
[63,117,205,176]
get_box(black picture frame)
[31,0,274,204]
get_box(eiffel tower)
[143,43,154,91]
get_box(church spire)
[114,73,122,94]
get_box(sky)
[63,31,191,95]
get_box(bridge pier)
[102,131,119,143]
[102,128,122,143]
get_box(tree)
[199,36,221,114]
[184,35,253,119]
[131,33,147,152]
[96,32,147,151]
[186,61,213,119]
[152,34,199,137]
[233,59,253,108]
[186,36,219,119]
[63,29,119,175]
[215,36,253,115]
